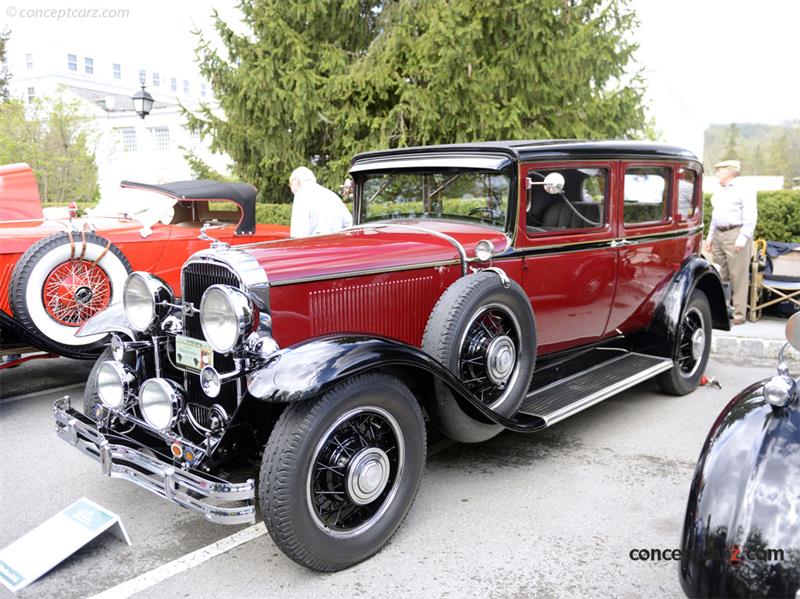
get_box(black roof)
[120,180,257,235]
[352,140,699,165]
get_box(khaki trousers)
[711,227,751,321]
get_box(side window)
[623,167,670,225]
[526,167,608,235]
[677,168,698,220]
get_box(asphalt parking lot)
[0,356,777,598]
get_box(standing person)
[289,166,353,237]
[704,159,757,324]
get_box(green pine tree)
[189,0,651,203]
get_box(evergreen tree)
[190,0,650,202]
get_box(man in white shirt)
[289,166,353,237]
[704,159,758,324]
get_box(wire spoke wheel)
[457,303,521,408]
[307,406,404,536]
[677,306,705,376]
[42,259,111,326]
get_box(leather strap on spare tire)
[8,231,132,356]
[421,270,537,443]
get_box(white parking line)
[0,383,84,405]
[87,522,267,599]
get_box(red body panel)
[245,221,508,286]
[0,164,43,222]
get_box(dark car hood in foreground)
[239,220,509,285]
[680,380,800,598]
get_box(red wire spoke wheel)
[42,259,112,326]
[9,232,131,354]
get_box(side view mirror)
[526,172,566,195]
[543,173,565,195]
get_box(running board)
[517,352,673,426]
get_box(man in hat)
[289,166,353,237]
[703,159,757,324]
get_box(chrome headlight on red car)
[199,285,254,353]
[123,272,174,332]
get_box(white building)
[5,43,230,199]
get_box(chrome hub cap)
[691,328,706,361]
[485,335,516,385]
[74,286,93,304]
[346,447,391,505]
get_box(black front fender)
[0,309,98,360]
[680,382,800,598]
[246,335,546,433]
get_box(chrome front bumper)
[53,397,255,525]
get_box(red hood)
[241,220,509,284]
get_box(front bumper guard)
[53,397,255,525]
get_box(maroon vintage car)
[54,141,729,571]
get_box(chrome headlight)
[123,272,174,332]
[96,360,134,410]
[139,378,182,431]
[764,375,797,408]
[199,285,253,353]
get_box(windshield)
[360,169,512,229]
[90,188,176,226]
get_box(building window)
[84,57,94,74]
[26,53,33,70]
[200,83,206,98]
[119,127,137,153]
[139,69,146,85]
[113,64,121,79]
[170,77,177,92]
[153,72,160,87]
[67,54,77,71]
[27,87,35,101]
[150,127,170,151]
[183,80,189,94]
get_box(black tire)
[10,232,131,355]
[657,289,712,396]
[421,271,536,443]
[260,373,426,572]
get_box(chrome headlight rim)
[123,272,174,333]
[138,377,183,431]
[96,360,134,410]
[199,285,253,354]
[763,374,798,408]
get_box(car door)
[606,161,685,333]
[517,161,619,354]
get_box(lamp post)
[131,85,154,119]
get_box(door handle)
[611,239,634,248]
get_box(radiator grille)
[181,260,241,429]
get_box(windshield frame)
[353,165,518,234]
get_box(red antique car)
[54,141,730,571]
[0,163,288,362]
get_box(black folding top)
[120,179,257,235]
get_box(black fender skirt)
[247,334,547,433]
[0,309,99,360]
